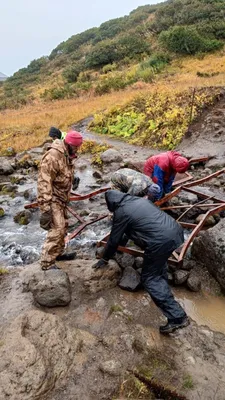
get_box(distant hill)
[0,72,7,82]
[1,0,225,109]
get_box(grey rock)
[100,149,123,164]
[99,360,122,376]
[77,259,121,293]
[179,192,198,204]
[115,252,135,269]
[27,269,72,307]
[195,214,216,226]
[119,266,141,291]
[13,210,32,225]
[187,275,201,292]
[192,218,225,290]
[0,310,79,400]
[174,270,190,285]
[0,158,14,175]
[93,170,103,179]
[134,257,143,269]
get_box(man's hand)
[40,210,52,231]
[72,176,80,191]
[92,259,108,269]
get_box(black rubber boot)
[160,316,190,334]
[56,251,76,261]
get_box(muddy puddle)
[175,288,225,334]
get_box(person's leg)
[40,202,66,270]
[141,251,187,322]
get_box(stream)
[1,127,225,336]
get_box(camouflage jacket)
[111,168,152,197]
[38,139,75,212]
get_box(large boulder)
[0,158,14,175]
[192,219,225,290]
[78,259,122,293]
[100,149,122,164]
[0,310,79,400]
[23,268,72,307]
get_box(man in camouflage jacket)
[38,130,83,270]
[111,168,160,201]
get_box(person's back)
[111,168,151,196]
[106,190,183,254]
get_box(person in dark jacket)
[92,190,189,334]
[144,151,189,200]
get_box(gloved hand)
[92,258,108,269]
[40,210,52,231]
[72,176,80,191]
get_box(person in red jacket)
[144,151,189,200]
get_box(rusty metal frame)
[98,168,225,268]
[24,187,110,243]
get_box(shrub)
[159,25,223,55]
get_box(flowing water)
[1,139,225,335]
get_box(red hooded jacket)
[143,151,189,199]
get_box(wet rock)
[137,268,142,275]
[206,157,225,169]
[23,188,36,202]
[0,157,14,175]
[195,214,216,226]
[134,257,143,269]
[115,253,135,269]
[0,207,5,218]
[14,210,32,225]
[0,183,17,194]
[26,269,72,307]
[192,218,225,290]
[187,275,201,292]
[93,170,103,179]
[174,270,190,285]
[100,149,123,164]
[99,360,122,376]
[182,259,196,271]
[96,246,105,259]
[119,266,141,291]
[78,259,121,293]
[0,310,79,400]
[179,192,198,204]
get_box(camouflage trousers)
[40,201,68,269]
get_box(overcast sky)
[1,0,162,76]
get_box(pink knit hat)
[64,130,83,147]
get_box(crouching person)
[111,168,160,202]
[38,130,83,270]
[92,190,189,334]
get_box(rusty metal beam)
[184,168,225,188]
[65,213,108,244]
[188,156,210,164]
[172,171,193,187]
[178,203,225,263]
[24,187,110,209]
[161,203,222,210]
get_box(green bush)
[63,64,81,83]
[159,25,223,55]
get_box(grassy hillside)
[0,0,225,109]
[0,0,225,155]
